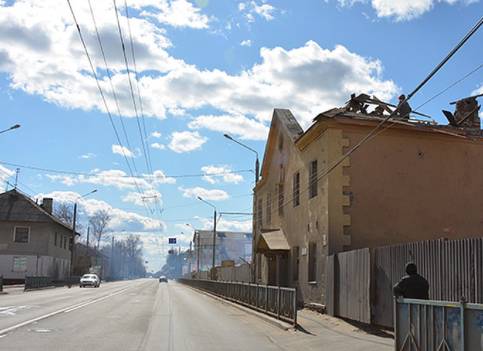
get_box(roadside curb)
[181,284,294,331]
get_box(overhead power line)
[66,0,153,216]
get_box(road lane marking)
[0,282,147,336]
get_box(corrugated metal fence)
[326,238,483,328]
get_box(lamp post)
[185,224,195,276]
[224,134,259,283]
[197,196,217,280]
[0,124,20,135]
[223,134,259,183]
[70,189,98,279]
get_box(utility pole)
[197,231,200,273]
[189,241,192,275]
[212,208,217,279]
[14,168,19,189]
[111,235,114,280]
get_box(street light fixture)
[0,124,21,135]
[197,196,217,279]
[223,134,259,183]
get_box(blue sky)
[0,0,481,271]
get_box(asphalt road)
[0,279,392,350]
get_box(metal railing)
[24,276,53,290]
[178,279,297,326]
[394,297,483,351]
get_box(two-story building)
[253,96,483,305]
[0,189,77,281]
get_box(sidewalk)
[275,309,394,351]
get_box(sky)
[0,0,481,272]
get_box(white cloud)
[0,2,398,132]
[139,0,211,29]
[0,164,14,184]
[197,216,252,232]
[239,1,277,22]
[240,39,252,47]
[179,186,229,201]
[151,142,166,150]
[122,189,162,207]
[79,152,96,159]
[338,0,476,21]
[150,131,162,138]
[188,114,269,140]
[112,144,135,158]
[35,191,165,232]
[168,131,207,153]
[46,169,176,190]
[201,165,244,184]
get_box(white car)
[80,274,101,288]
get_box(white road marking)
[0,306,31,316]
[0,285,136,336]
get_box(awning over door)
[256,229,290,253]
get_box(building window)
[13,227,30,243]
[278,183,284,216]
[293,172,300,207]
[12,256,27,272]
[266,192,272,225]
[54,232,58,247]
[308,242,317,282]
[278,135,283,150]
[257,198,263,228]
[309,160,318,198]
[60,235,63,249]
[63,236,67,249]
[292,246,299,281]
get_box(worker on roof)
[396,94,412,119]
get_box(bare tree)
[54,202,74,225]
[89,210,111,250]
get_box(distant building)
[192,230,252,272]
[73,242,109,278]
[254,101,482,304]
[0,189,78,281]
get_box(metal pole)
[212,209,217,280]
[197,231,200,274]
[70,202,77,278]
[111,235,114,280]
[189,241,192,275]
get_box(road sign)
[168,237,176,244]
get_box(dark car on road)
[159,276,168,283]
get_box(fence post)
[293,288,297,327]
[393,297,399,350]
[277,285,281,319]
[265,285,268,312]
[460,297,466,351]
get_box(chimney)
[41,198,53,214]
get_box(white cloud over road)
[112,144,135,158]
[201,165,244,184]
[179,186,229,201]
[138,0,211,29]
[168,131,207,153]
[337,0,478,21]
[239,1,277,22]
[188,114,269,140]
[0,1,398,135]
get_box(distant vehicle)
[159,276,168,283]
[80,274,101,288]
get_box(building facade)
[254,104,483,305]
[0,189,76,281]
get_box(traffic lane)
[0,279,148,332]
[141,281,285,351]
[145,282,392,351]
[0,279,158,351]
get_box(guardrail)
[178,279,297,326]
[394,297,483,351]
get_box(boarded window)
[292,246,300,281]
[309,160,318,198]
[54,232,58,246]
[257,198,263,228]
[308,242,317,282]
[64,236,67,249]
[12,256,27,272]
[293,172,300,207]
[266,192,272,225]
[60,235,63,249]
[257,254,262,280]
[278,183,284,216]
[14,227,29,243]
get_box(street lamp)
[70,189,98,279]
[223,134,259,283]
[0,124,21,135]
[197,196,217,279]
[223,134,259,183]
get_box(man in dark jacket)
[393,263,429,299]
